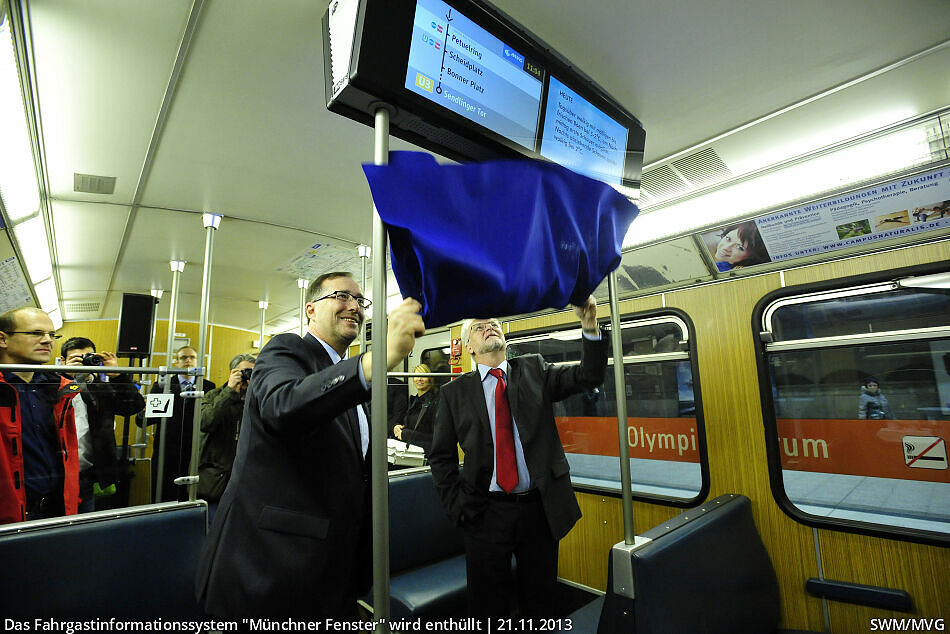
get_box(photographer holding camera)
[59,336,146,512]
[198,353,255,522]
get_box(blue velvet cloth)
[363,151,639,327]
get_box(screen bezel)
[337,0,645,188]
[537,74,633,187]
[402,0,546,153]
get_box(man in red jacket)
[0,306,80,524]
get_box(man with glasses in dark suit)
[197,271,425,619]
[429,297,606,619]
[0,306,81,524]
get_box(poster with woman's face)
[701,221,772,272]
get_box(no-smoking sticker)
[903,436,948,469]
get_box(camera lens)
[241,367,253,383]
[81,352,104,367]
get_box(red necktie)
[489,368,518,493]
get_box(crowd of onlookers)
[0,303,257,523]
[0,302,445,526]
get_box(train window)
[507,314,707,503]
[761,278,950,540]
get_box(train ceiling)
[10,0,950,333]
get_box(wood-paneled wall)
[510,238,950,631]
[665,273,827,631]
[784,240,950,632]
[54,318,266,387]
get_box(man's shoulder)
[258,332,332,369]
[258,333,310,358]
[508,354,544,371]
[440,370,478,397]
[263,332,304,350]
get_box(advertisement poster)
[701,167,950,271]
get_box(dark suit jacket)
[78,375,146,487]
[195,333,371,618]
[429,334,607,541]
[141,375,216,502]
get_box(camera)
[241,367,253,383]
[82,352,104,367]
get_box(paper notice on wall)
[0,256,35,312]
[276,243,368,281]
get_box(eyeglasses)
[471,321,501,334]
[314,290,372,309]
[3,330,63,340]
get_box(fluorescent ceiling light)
[549,330,582,341]
[12,216,52,283]
[625,123,934,249]
[34,277,57,311]
[729,108,917,177]
[47,307,63,330]
[0,13,39,222]
[897,272,950,290]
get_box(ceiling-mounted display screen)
[405,0,543,150]
[323,0,645,188]
[540,76,629,185]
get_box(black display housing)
[322,0,645,190]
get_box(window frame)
[506,308,709,507]
[753,260,950,546]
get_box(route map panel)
[405,0,544,150]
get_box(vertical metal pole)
[147,290,163,385]
[258,300,268,349]
[164,262,185,371]
[154,261,185,497]
[370,107,390,633]
[358,244,371,352]
[608,270,635,543]
[187,213,220,502]
[297,278,308,337]
[142,291,161,460]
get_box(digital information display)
[405,0,544,150]
[540,76,629,185]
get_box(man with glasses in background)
[0,306,81,524]
[429,297,606,620]
[141,344,215,502]
[197,271,425,619]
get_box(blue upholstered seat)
[364,470,467,619]
[388,554,468,618]
[0,501,208,619]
